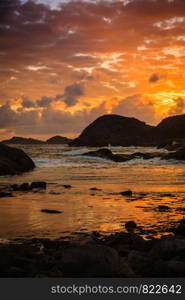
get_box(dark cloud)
[56,82,85,106]
[22,96,36,108]
[149,73,160,83]
[36,96,52,107]
[0,100,107,137]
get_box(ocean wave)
[63,148,91,155]
[122,157,185,165]
[33,155,184,168]
[33,156,114,167]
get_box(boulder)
[83,148,162,162]
[0,143,35,176]
[60,244,120,276]
[164,147,185,160]
[121,190,133,196]
[0,191,13,197]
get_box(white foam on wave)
[122,157,185,165]
[63,148,91,155]
[33,155,114,167]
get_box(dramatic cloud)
[56,83,85,107]
[1,0,185,138]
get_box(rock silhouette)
[0,143,35,176]
[70,113,185,147]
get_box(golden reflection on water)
[0,162,185,240]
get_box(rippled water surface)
[1,144,185,240]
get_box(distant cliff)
[46,136,72,144]
[70,113,185,147]
[70,114,156,147]
[2,136,45,144]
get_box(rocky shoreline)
[82,147,185,162]
[1,222,185,277]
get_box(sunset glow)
[1,0,185,139]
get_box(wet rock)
[49,191,61,195]
[158,205,170,211]
[41,209,62,214]
[164,146,185,161]
[173,219,185,236]
[0,143,35,176]
[7,266,27,277]
[149,236,185,260]
[125,221,137,233]
[117,257,136,276]
[89,187,101,191]
[0,191,13,197]
[19,183,31,191]
[120,190,133,196]
[167,260,185,276]
[60,244,120,276]
[128,250,152,276]
[30,182,47,189]
[11,184,19,191]
[63,185,72,189]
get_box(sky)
[1,0,185,139]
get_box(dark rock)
[89,187,101,191]
[83,148,162,163]
[68,113,185,147]
[158,205,170,211]
[60,244,120,276]
[0,143,35,176]
[125,221,137,233]
[120,190,133,196]
[167,260,185,276]
[149,236,185,260]
[63,185,71,189]
[0,191,12,197]
[41,209,62,214]
[70,114,155,147]
[173,219,185,236]
[19,183,30,191]
[164,146,185,161]
[46,136,72,144]
[11,184,19,191]
[128,250,152,276]
[156,114,185,141]
[30,182,47,189]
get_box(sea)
[1,144,185,241]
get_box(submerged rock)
[158,205,170,211]
[63,185,72,189]
[125,221,137,233]
[120,190,133,196]
[30,182,47,189]
[41,209,62,214]
[19,183,30,191]
[0,191,13,198]
[0,143,35,176]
